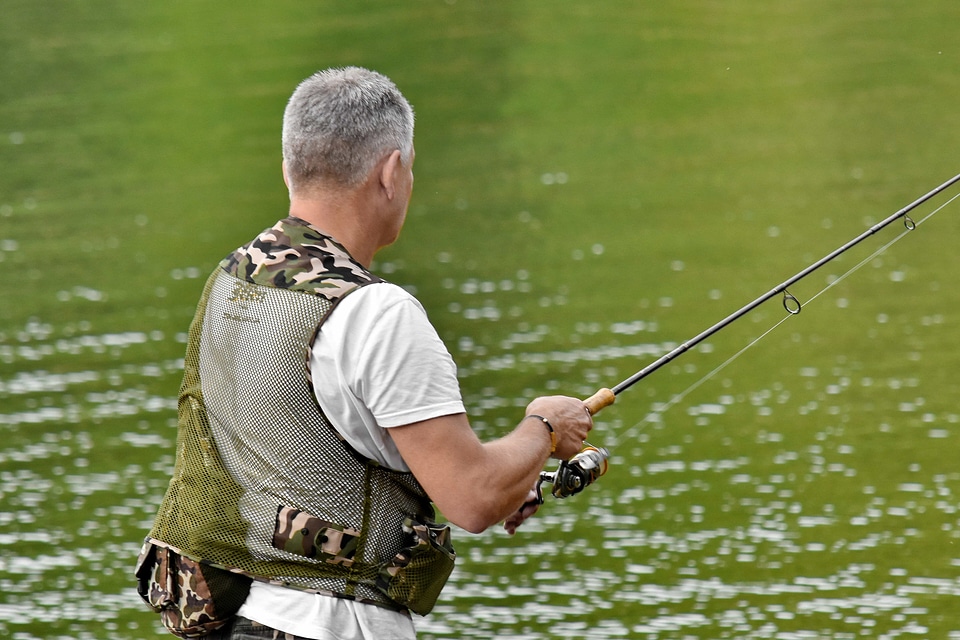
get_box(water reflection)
[2,257,959,638]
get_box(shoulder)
[335,282,426,319]
[319,282,436,351]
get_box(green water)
[3,2,960,638]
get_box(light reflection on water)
[2,266,960,639]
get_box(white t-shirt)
[238,283,465,639]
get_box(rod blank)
[584,171,960,414]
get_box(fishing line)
[538,176,960,503]
[610,188,960,445]
[803,190,960,307]
[612,314,793,445]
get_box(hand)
[503,487,540,535]
[525,395,593,460]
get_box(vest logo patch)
[228,281,266,307]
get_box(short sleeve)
[310,283,465,469]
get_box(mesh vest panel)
[149,221,435,608]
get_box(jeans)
[207,616,308,640]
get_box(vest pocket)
[273,505,362,566]
[375,517,456,616]
[135,540,251,637]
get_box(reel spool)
[536,445,610,502]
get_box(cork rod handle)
[583,388,616,416]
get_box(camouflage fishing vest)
[145,216,452,613]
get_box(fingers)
[504,489,541,535]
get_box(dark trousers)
[207,616,309,640]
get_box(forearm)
[390,413,550,533]
[461,417,554,527]
[390,397,592,534]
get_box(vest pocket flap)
[135,541,176,612]
[273,505,361,565]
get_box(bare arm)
[389,395,592,534]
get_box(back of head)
[282,67,415,194]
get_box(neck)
[287,188,379,268]
[282,151,407,268]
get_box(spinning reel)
[533,445,610,504]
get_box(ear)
[281,159,291,190]
[379,150,402,200]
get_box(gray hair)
[282,67,415,191]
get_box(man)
[137,66,592,640]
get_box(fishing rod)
[583,170,960,416]
[536,171,960,502]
